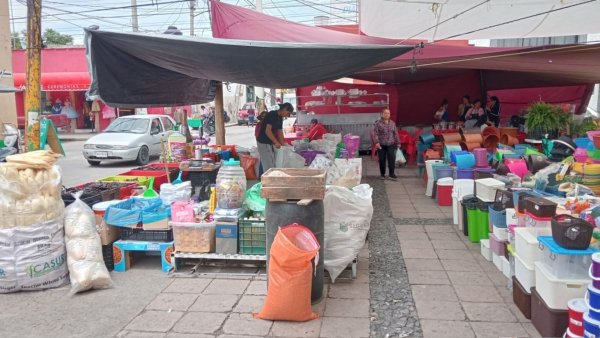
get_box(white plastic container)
[535,261,588,310]
[515,227,543,267]
[506,208,517,226]
[480,239,492,261]
[425,160,443,197]
[524,211,552,236]
[493,251,502,271]
[501,256,511,278]
[539,238,593,280]
[216,159,247,209]
[475,178,505,202]
[515,252,535,292]
[452,179,474,226]
[493,225,508,241]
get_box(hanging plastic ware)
[255,224,320,322]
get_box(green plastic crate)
[238,212,266,255]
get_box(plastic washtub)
[475,178,505,202]
[480,239,492,261]
[489,204,507,228]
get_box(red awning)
[13,72,90,91]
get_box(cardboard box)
[143,218,170,230]
[96,216,121,245]
[216,222,238,254]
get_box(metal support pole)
[131,0,139,32]
[189,0,195,36]
[25,0,41,152]
[215,82,226,145]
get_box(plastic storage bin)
[216,159,247,209]
[515,252,536,292]
[538,236,597,280]
[476,202,491,242]
[525,211,552,236]
[489,232,507,257]
[506,208,517,227]
[171,221,216,253]
[480,239,492,261]
[501,256,511,278]
[489,204,507,228]
[493,225,508,241]
[475,178,505,202]
[523,197,557,218]
[531,287,569,338]
[515,227,543,267]
[534,261,589,310]
[513,276,532,319]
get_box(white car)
[83,115,176,166]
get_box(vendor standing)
[256,103,294,174]
[307,118,327,141]
[373,108,401,181]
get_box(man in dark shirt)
[256,102,294,174]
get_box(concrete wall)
[0,0,17,126]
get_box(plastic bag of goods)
[395,148,406,165]
[0,164,64,229]
[244,183,266,212]
[275,146,305,168]
[324,184,373,282]
[331,158,362,188]
[64,192,113,294]
[0,218,69,293]
[323,133,342,144]
[240,155,258,180]
[255,224,320,321]
[160,181,192,206]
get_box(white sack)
[0,218,69,293]
[275,146,305,168]
[160,181,192,205]
[64,193,112,294]
[331,158,362,188]
[395,148,406,165]
[324,184,373,282]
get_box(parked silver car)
[83,115,176,166]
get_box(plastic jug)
[216,159,247,209]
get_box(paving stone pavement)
[117,160,536,338]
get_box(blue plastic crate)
[488,205,507,228]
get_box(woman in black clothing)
[457,95,472,123]
[486,96,501,127]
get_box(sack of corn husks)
[64,192,113,295]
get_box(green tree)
[42,28,73,46]
[11,32,23,49]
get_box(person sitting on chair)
[307,118,327,141]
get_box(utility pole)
[214,82,225,145]
[189,0,195,36]
[131,0,139,32]
[25,0,41,151]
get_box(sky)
[8,0,358,44]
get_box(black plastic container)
[512,276,531,319]
[531,287,568,338]
[524,197,557,218]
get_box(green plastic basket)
[238,212,266,255]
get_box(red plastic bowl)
[594,135,600,149]
[587,130,600,141]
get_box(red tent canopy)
[211,0,600,124]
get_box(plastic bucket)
[473,148,488,167]
[569,298,587,337]
[590,256,600,290]
[457,168,474,180]
[219,150,231,161]
[585,312,600,338]
[450,150,469,164]
[420,132,435,145]
[477,203,490,241]
[506,160,529,179]
[444,144,463,162]
[455,153,476,169]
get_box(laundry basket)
[551,214,594,250]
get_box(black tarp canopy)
[84,28,413,108]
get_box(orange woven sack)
[254,224,320,321]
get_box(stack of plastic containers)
[473,148,488,167]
